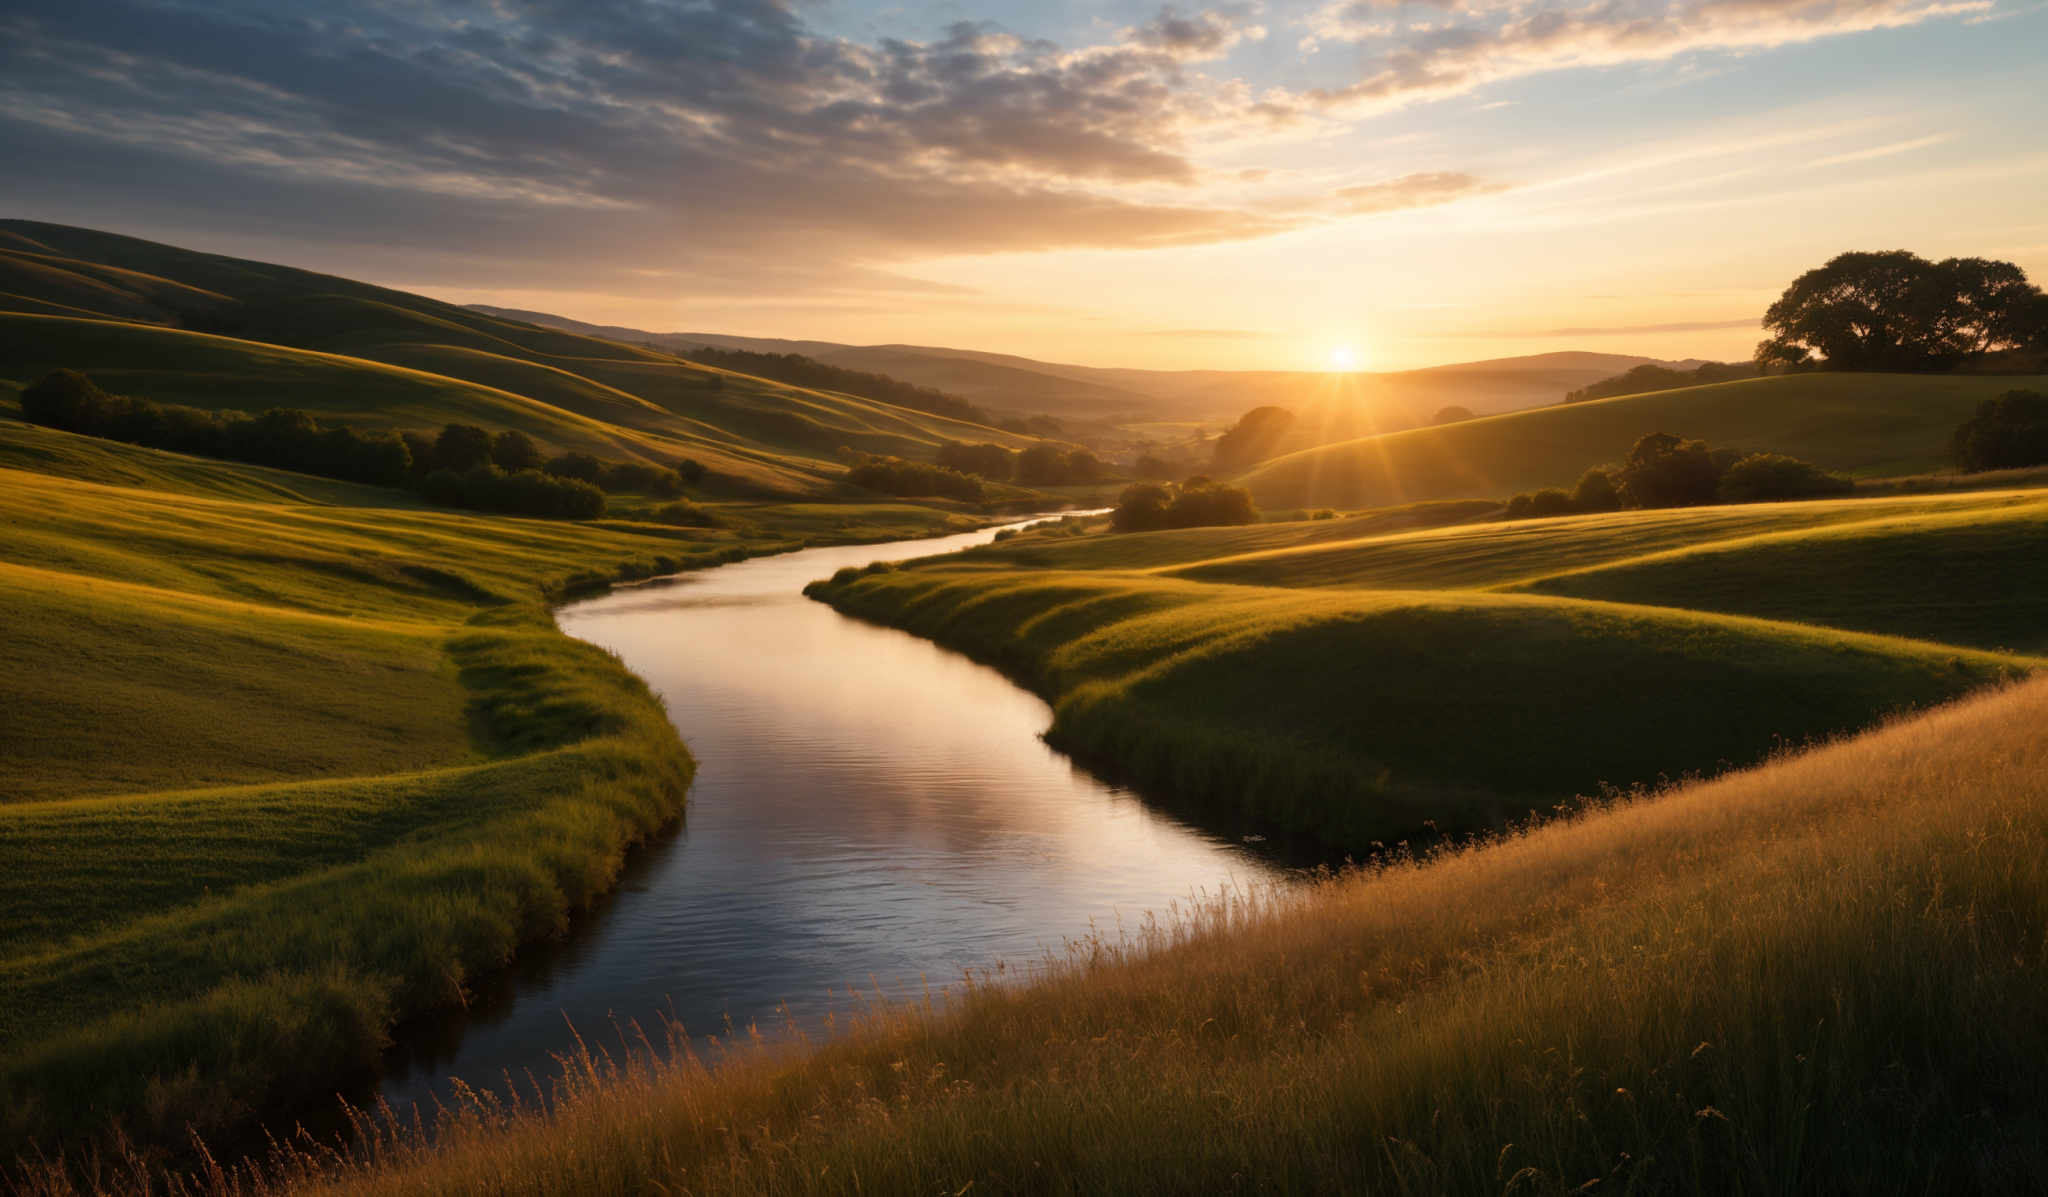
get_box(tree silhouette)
[1757,251,2044,371]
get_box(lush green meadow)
[34,672,2048,1195]
[1240,372,2048,510]
[0,406,986,1154]
[0,221,1042,501]
[810,489,2046,852]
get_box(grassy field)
[1239,372,2048,510]
[30,672,2048,1195]
[0,411,988,1155]
[0,221,1043,501]
[809,489,2045,853]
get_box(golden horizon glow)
[1326,346,1360,372]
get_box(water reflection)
[375,516,1278,1112]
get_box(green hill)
[1239,372,2048,510]
[0,221,1040,499]
[809,490,2046,853]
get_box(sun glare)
[1326,346,1360,372]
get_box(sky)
[4,0,2045,372]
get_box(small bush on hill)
[598,461,685,496]
[490,429,543,471]
[1433,405,1476,424]
[434,423,494,472]
[1570,467,1622,513]
[1016,444,1103,486]
[1717,452,1854,502]
[1952,390,2048,472]
[425,463,606,518]
[845,455,985,501]
[935,440,1017,481]
[544,452,604,484]
[1112,477,1258,532]
[673,457,707,484]
[647,500,723,527]
[1504,432,1851,520]
[1618,432,1723,508]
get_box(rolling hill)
[468,305,1672,425]
[0,221,1040,499]
[1238,371,2048,510]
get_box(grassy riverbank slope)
[41,673,2048,1195]
[809,490,2046,852]
[0,411,983,1155]
[1239,372,2048,510]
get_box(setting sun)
[1327,346,1360,372]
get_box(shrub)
[935,440,1017,481]
[844,455,984,501]
[1617,432,1723,508]
[1432,405,1475,425]
[1504,493,1534,519]
[1112,483,1175,532]
[673,457,708,484]
[1570,467,1622,513]
[1015,445,1103,486]
[1717,453,1854,503]
[598,461,685,495]
[648,500,722,527]
[1111,478,1258,532]
[491,429,543,471]
[1952,390,2048,472]
[434,424,494,472]
[1527,488,1576,517]
[545,452,604,483]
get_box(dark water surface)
[374,516,1278,1112]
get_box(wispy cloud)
[1810,134,1951,168]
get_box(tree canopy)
[1757,251,2046,372]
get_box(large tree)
[1756,250,2045,372]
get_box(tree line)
[17,369,712,520]
[1503,432,1852,519]
[931,440,1106,486]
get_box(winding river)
[374,516,1279,1113]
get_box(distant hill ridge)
[0,220,1040,499]
[466,305,1673,424]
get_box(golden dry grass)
[25,674,2047,1194]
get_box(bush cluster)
[18,370,621,519]
[410,428,687,496]
[934,440,1018,481]
[418,464,606,518]
[1015,444,1104,486]
[20,369,411,485]
[1952,390,2048,472]
[1504,432,1851,519]
[1564,361,1757,404]
[844,455,986,501]
[1111,476,1259,532]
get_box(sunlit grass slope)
[63,675,2048,1195]
[1240,372,2048,509]
[810,490,2044,852]
[0,446,738,1148]
[0,221,1039,499]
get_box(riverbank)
[28,673,2048,1195]
[806,492,2047,856]
[0,430,999,1158]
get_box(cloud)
[1330,170,1507,213]
[1298,0,1992,112]
[1126,6,1269,61]
[0,0,1990,310]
